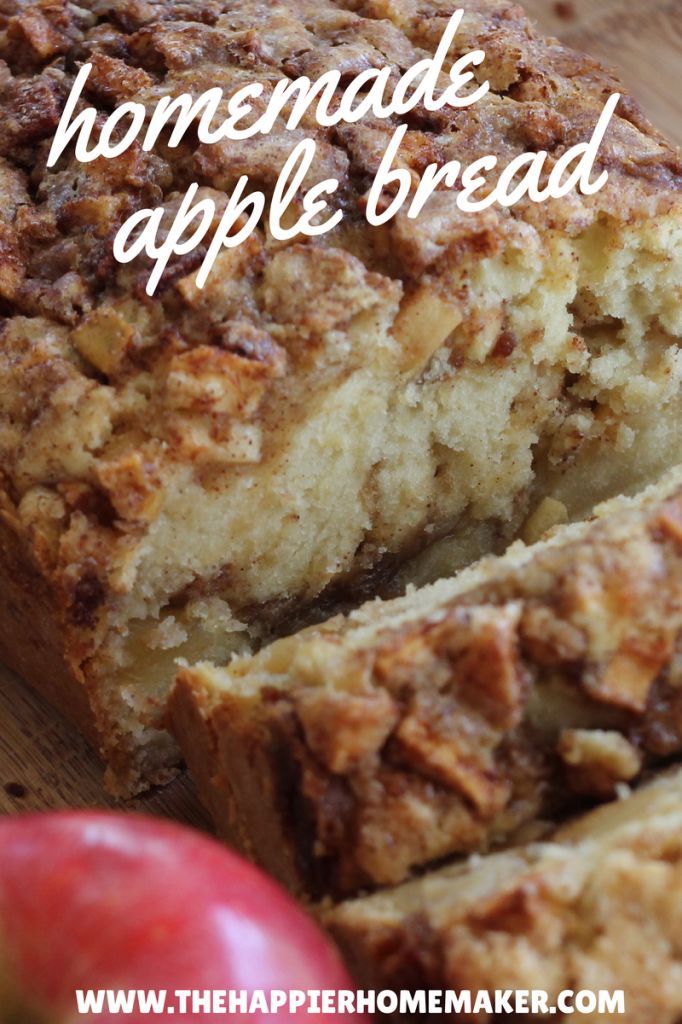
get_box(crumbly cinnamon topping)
[1,0,679,504]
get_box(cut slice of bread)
[1,0,681,793]
[323,766,682,1024]
[172,469,682,898]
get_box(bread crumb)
[554,1,576,20]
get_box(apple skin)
[0,812,361,1023]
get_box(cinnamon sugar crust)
[0,0,681,792]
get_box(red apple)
[0,812,361,1022]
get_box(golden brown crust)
[173,476,682,898]
[0,510,97,745]
[0,501,184,794]
[172,673,311,891]
[323,767,682,1023]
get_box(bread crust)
[172,675,312,892]
[0,513,97,746]
[172,475,682,898]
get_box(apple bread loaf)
[172,470,682,898]
[323,767,682,1024]
[1,0,681,794]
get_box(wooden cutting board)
[1,0,681,822]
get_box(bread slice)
[1,0,681,794]
[172,469,682,898]
[323,767,682,1024]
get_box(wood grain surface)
[1,0,681,822]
